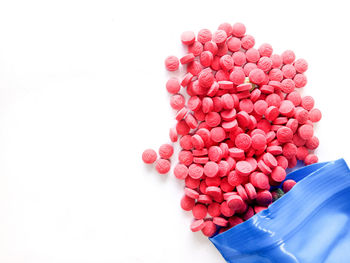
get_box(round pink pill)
[165,56,179,71]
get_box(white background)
[0,0,349,262]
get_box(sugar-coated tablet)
[283,179,297,193]
[192,203,207,219]
[165,56,179,71]
[159,144,174,159]
[142,149,157,164]
[202,221,217,237]
[155,159,171,174]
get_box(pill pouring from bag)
[142,22,321,237]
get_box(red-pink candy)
[293,134,306,147]
[213,30,227,45]
[263,152,278,168]
[235,133,252,151]
[235,160,253,177]
[200,51,213,67]
[305,136,319,150]
[251,134,267,150]
[197,29,212,44]
[166,78,181,94]
[176,120,190,135]
[228,170,242,187]
[207,82,220,97]
[257,57,273,72]
[286,118,299,133]
[198,68,214,88]
[294,74,307,88]
[242,206,254,220]
[237,83,252,93]
[283,143,297,159]
[239,99,254,113]
[276,127,293,143]
[232,22,246,37]
[249,69,265,84]
[232,51,246,66]
[246,48,260,63]
[279,100,295,117]
[170,94,185,110]
[217,43,229,56]
[286,91,301,106]
[204,161,219,177]
[165,56,179,71]
[190,219,205,232]
[188,163,204,179]
[282,64,296,79]
[258,159,272,174]
[202,97,214,113]
[229,67,245,85]
[227,37,241,52]
[266,93,282,107]
[208,202,221,217]
[220,54,234,71]
[211,56,221,71]
[174,164,188,180]
[301,96,315,111]
[266,145,282,155]
[184,187,199,199]
[191,134,204,150]
[244,63,258,76]
[250,88,261,103]
[181,195,195,211]
[192,204,207,219]
[276,156,288,169]
[213,217,229,227]
[241,35,255,49]
[304,154,318,165]
[266,131,276,143]
[236,184,249,202]
[159,144,174,159]
[178,150,193,166]
[220,201,235,217]
[250,172,269,189]
[271,166,286,182]
[271,54,283,68]
[180,53,195,65]
[210,127,226,142]
[281,79,295,93]
[281,50,296,64]
[142,149,157,164]
[202,221,217,237]
[222,93,235,109]
[283,179,297,193]
[257,119,272,133]
[181,73,193,88]
[185,177,200,190]
[204,41,218,55]
[256,190,273,206]
[269,68,283,81]
[294,58,308,73]
[227,194,245,211]
[188,41,203,56]
[309,108,322,122]
[179,135,192,150]
[295,108,309,124]
[244,183,257,200]
[218,22,233,36]
[296,146,309,161]
[188,96,202,111]
[253,100,268,116]
[298,124,314,140]
[205,112,221,128]
[265,106,279,121]
[181,31,195,45]
[258,43,273,57]
[208,146,222,162]
[206,186,222,200]
[187,60,203,75]
[155,159,171,174]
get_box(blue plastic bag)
[210,159,350,263]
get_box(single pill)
[304,153,318,165]
[208,146,222,162]
[244,183,257,200]
[279,100,295,117]
[220,201,235,217]
[266,93,282,107]
[169,128,178,142]
[258,43,273,57]
[265,106,279,121]
[192,148,208,156]
[281,79,295,93]
[277,127,293,143]
[296,146,309,161]
[305,136,319,150]
[254,100,268,116]
[282,64,296,79]
[294,74,307,88]
[166,78,181,94]
[188,96,202,111]
[198,194,212,204]
[256,190,273,206]
[155,159,171,174]
[236,161,253,176]
[181,195,195,211]
[185,113,198,129]
[235,133,252,151]
[276,155,289,169]
[250,172,269,189]
[257,56,273,72]
[227,37,241,52]
[232,51,246,66]
[237,184,249,203]
[204,161,219,177]
[220,54,234,71]
[178,150,193,166]
[271,54,283,68]
[251,134,267,150]
[287,91,302,106]
[176,120,190,135]
[213,217,228,227]
[281,50,296,64]
[180,53,195,64]
[258,159,272,174]
[205,112,221,127]
[271,166,286,182]
[200,51,213,67]
[184,187,200,199]
[298,124,314,140]
[249,69,265,84]
[197,29,212,44]
[185,176,200,189]
[181,31,196,45]
[218,22,233,36]
[232,22,246,37]
[198,68,214,88]
[295,108,309,124]
[210,127,226,142]
[246,48,260,63]
[208,202,221,217]
[142,149,157,164]
[241,35,255,50]
[188,41,203,56]
[202,221,217,237]
[283,142,297,159]
[159,144,174,159]
[170,94,185,110]
[174,164,188,180]
[239,99,254,113]
[309,108,322,122]
[283,179,297,193]
[190,219,205,232]
[180,135,192,150]
[213,30,227,45]
[263,152,278,168]
[229,67,245,85]
[294,58,308,73]
[301,96,315,111]
[165,56,179,71]
[192,203,207,219]
[227,195,244,211]
[206,186,222,200]
[228,170,242,186]
[188,163,204,179]
[187,60,203,75]
[175,107,188,121]
[204,40,218,55]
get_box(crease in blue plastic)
[210,159,350,263]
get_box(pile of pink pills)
[142,22,321,237]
